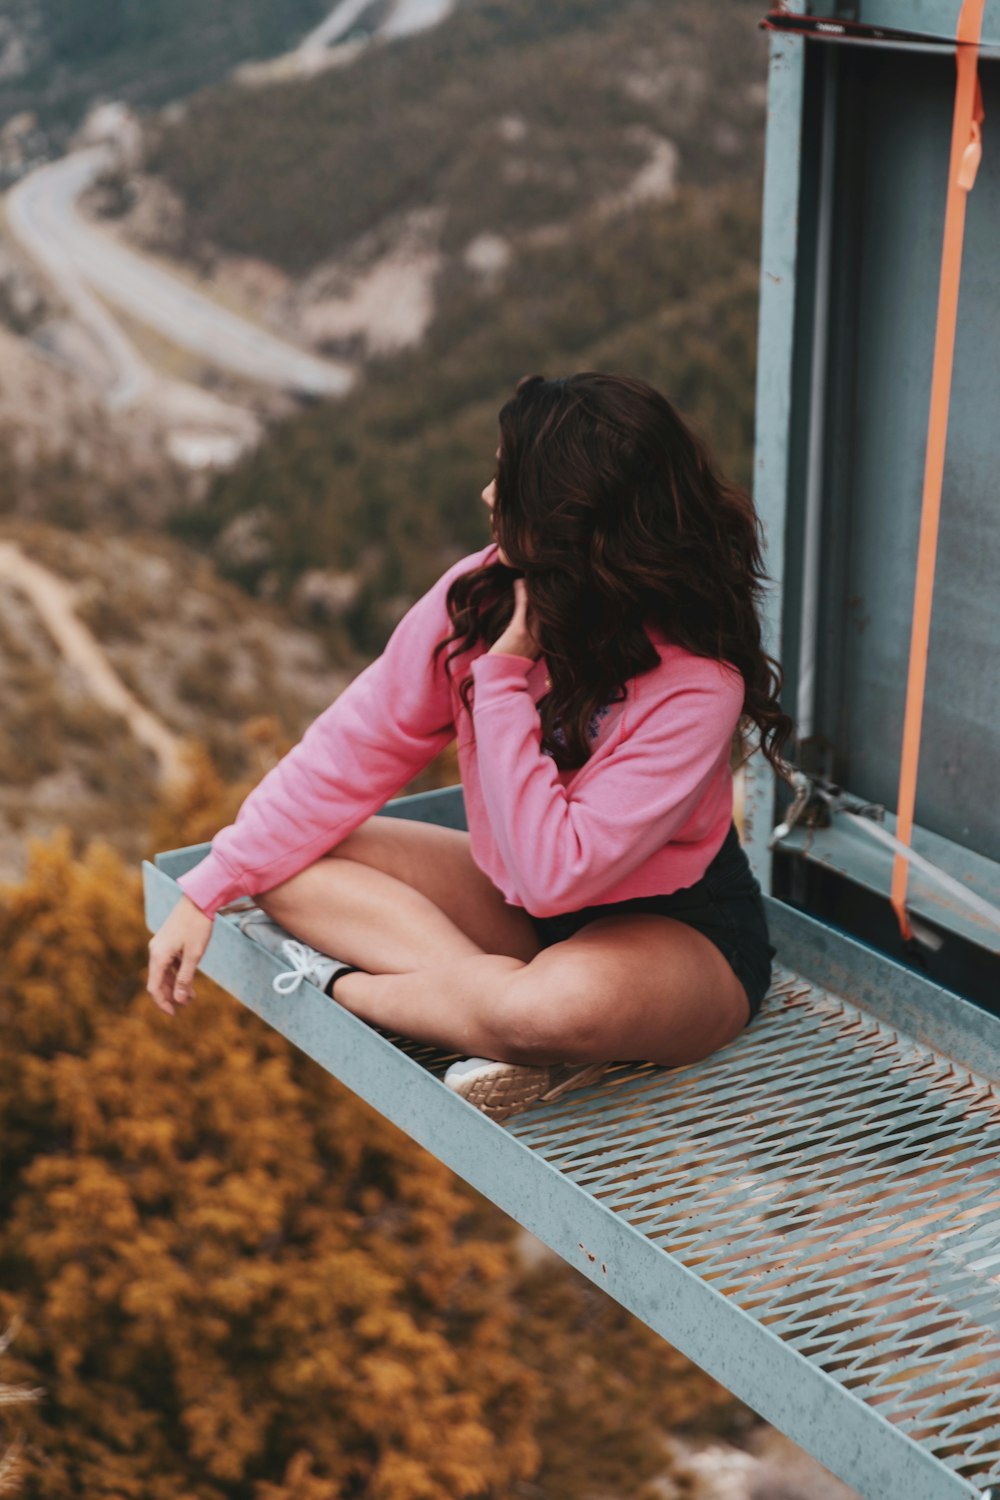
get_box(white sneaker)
[270,938,361,996]
[443,1055,612,1123]
[236,907,361,995]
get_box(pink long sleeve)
[176,548,490,918]
[468,649,746,918]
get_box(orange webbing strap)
[890,0,986,945]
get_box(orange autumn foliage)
[1,733,752,1499]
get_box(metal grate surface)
[395,966,1000,1494]
[145,839,1000,1500]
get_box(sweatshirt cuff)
[176,849,247,920]
[471,651,537,710]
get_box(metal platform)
[775,801,1000,958]
[144,786,1000,1500]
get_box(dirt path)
[0,540,193,791]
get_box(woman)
[147,372,794,1122]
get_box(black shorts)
[528,821,777,1023]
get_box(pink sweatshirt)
[177,542,746,922]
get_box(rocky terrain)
[0,516,368,885]
[0,0,770,895]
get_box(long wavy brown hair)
[432,372,796,782]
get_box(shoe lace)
[272,938,328,995]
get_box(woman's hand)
[489,577,541,659]
[147,894,214,1016]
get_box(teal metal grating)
[145,819,1000,1500]
[516,971,1000,1481]
[396,967,1000,1492]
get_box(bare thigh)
[509,911,752,1066]
[329,814,544,963]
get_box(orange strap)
[890,0,986,944]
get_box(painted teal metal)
[747,2,1000,996]
[740,0,806,888]
[844,0,1000,46]
[777,802,1000,957]
[144,785,1000,1500]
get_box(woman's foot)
[272,940,364,997]
[236,907,365,995]
[443,1056,613,1123]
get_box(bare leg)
[259,854,487,972]
[260,885,752,1067]
[256,816,750,1068]
[333,913,752,1069]
[258,852,541,1059]
[333,955,540,1060]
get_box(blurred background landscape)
[0,3,858,1495]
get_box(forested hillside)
[131,0,769,653]
[143,0,765,274]
[0,0,331,149]
[174,183,762,656]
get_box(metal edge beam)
[775,814,1000,958]
[852,0,1000,48]
[373,784,467,827]
[763,894,1000,1085]
[143,855,984,1500]
[744,5,807,891]
[763,9,1000,54]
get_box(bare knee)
[258,818,415,914]
[488,955,612,1064]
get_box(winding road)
[3,0,457,464]
[301,0,456,49]
[6,144,353,444]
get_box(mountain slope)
[172,179,763,656]
[141,0,767,275]
[128,0,768,652]
[0,517,360,883]
[0,0,770,857]
[0,0,332,151]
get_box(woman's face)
[482,447,513,566]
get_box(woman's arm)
[176,547,491,919]
[469,650,745,918]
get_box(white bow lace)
[272,938,329,995]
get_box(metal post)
[743,1,807,887]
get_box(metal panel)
[813,46,1000,864]
[764,16,1000,1000]
[776,804,1000,957]
[145,798,1000,1500]
[848,0,1000,49]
